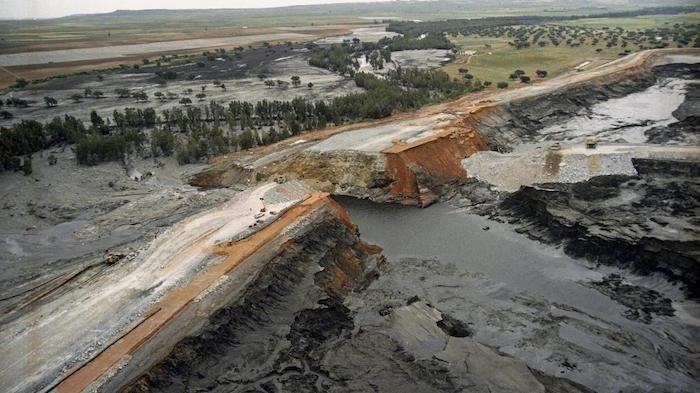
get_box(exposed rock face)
[500,158,700,297]
[262,150,396,202]
[124,200,386,392]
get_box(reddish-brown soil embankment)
[383,124,490,205]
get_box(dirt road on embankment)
[192,48,700,206]
[0,181,383,393]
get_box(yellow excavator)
[104,251,125,265]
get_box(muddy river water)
[337,196,700,392]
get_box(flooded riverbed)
[337,196,700,392]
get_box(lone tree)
[132,91,148,102]
[307,82,314,89]
[520,75,531,83]
[291,76,301,87]
[196,92,207,101]
[179,97,192,106]
[264,80,275,88]
[497,81,508,89]
[536,70,548,78]
[44,96,58,107]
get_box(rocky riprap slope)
[500,158,700,297]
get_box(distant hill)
[3,0,697,23]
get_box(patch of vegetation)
[441,15,699,87]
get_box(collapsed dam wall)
[191,49,699,207]
[123,199,385,392]
[17,189,384,393]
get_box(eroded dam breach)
[2,49,699,393]
[192,49,698,206]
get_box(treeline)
[386,6,700,38]
[1,65,478,170]
[0,115,92,171]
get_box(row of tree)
[386,6,699,38]
[1,63,479,171]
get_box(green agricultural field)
[443,13,700,89]
[443,37,625,87]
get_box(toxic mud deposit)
[336,198,700,393]
[499,158,700,297]
[4,48,700,393]
[470,62,700,152]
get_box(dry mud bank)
[57,190,385,393]
[471,62,699,151]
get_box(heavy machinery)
[104,252,125,265]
